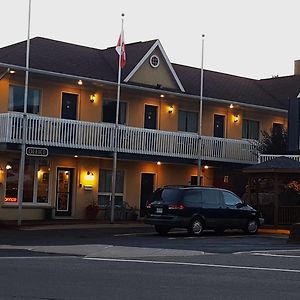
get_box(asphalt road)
[1,225,300,299]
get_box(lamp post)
[197,34,205,186]
[17,0,31,226]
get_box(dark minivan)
[144,186,264,235]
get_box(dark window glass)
[102,99,126,125]
[202,189,220,207]
[272,123,283,136]
[223,191,242,206]
[183,190,202,207]
[242,119,259,140]
[178,110,198,133]
[152,188,180,204]
[98,169,124,206]
[9,85,40,114]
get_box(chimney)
[294,60,300,75]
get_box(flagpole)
[17,0,31,226]
[111,13,124,223]
[197,34,205,186]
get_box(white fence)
[0,112,258,164]
[258,154,300,163]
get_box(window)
[223,191,242,206]
[178,110,198,133]
[98,169,124,206]
[149,55,160,68]
[201,189,220,208]
[273,123,283,136]
[183,190,202,207]
[9,85,41,114]
[5,159,50,204]
[242,119,259,140]
[102,99,127,125]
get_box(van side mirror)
[236,202,244,209]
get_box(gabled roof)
[244,156,300,173]
[0,36,295,110]
[124,40,185,92]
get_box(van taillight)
[168,203,185,210]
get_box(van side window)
[183,190,202,207]
[202,189,220,208]
[223,191,242,206]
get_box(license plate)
[156,208,163,214]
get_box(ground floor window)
[5,159,50,204]
[98,169,124,206]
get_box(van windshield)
[152,188,180,204]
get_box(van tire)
[244,219,258,234]
[187,218,204,236]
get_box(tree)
[259,126,288,154]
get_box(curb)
[258,228,290,235]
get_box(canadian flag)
[115,29,126,68]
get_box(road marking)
[0,256,77,259]
[83,257,300,273]
[234,249,300,255]
[252,253,300,258]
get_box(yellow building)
[0,37,290,221]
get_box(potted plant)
[85,201,100,220]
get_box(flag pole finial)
[122,13,125,17]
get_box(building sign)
[26,147,49,157]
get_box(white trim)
[123,40,185,92]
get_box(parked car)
[144,185,264,235]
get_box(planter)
[85,205,100,220]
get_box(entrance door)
[144,105,158,129]
[61,92,78,120]
[214,114,225,138]
[140,173,155,217]
[55,168,74,217]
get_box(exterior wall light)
[85,171,94,181]
[204,165,209,169]
[77,80,83,86]
[168,105,174,114]
[90,94,96,103]
[160,94,165,98]
[6,164,12,170]
[229,104,234,109]
[233,114,239,123]
[157,161,161,165]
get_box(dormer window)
[149,55,160,68]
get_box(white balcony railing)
[0,112,258,164]
[259,154,300,163]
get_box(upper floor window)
[178,110,198,133]
[9,85,41,114]
[242,119,259,140]
[102,99,127,125]
[272,123,283,136]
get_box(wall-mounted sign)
[26,147,49,157]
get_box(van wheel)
[155,225,170,236]
[244,219,258,234]
[187,218,204,236]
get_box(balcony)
[0,112,258,164]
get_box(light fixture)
[168,105,174,114]
[77,80,83,86]
[6,164,12,170]
[9,70,15,74]
[74,155,78,158]
[89,94,96,103]
[233,114,239,123]
[157,161,161,165]
[160,94,165,98]
[204,165,209,169]
[229,104,234,109]
[85,171,95,181]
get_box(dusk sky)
[2,0,300,79]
